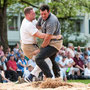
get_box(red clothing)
[73,57,84,68]
[7,60,17,71]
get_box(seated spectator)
[66,52,75,76]
[17,49,23,58]
[77,46,82,55]
[88,47,90,56]
[27,57,36,68]
[4,52,10,61]
[23,64,34,80]
[73,52,85,76]
[58,56,67,81]
[13,43,19,54]
[84,62,90,79]
[82,52,90,67]
[84,47,90,56]
[55,52,62,63]
[17,54,28,74]
[6,54,18,81]
[0,70,10,83]
[65,43,75,58]
[10,51,15,56]
[0,56,7,71]
[6,47,11,56]
[14,53,20,63]
[0,45,4,58]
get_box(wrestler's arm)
[33,31,62,39]
[41,34,52,48]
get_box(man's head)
[24,7,35,21]
[28,65,34,72]
[62,56,67,61]
[75,52,80,59]
[68,43,73,49]
[84,52,88,59]
[10,54,14,60]
[40,4,50,20]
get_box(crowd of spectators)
[55,43,90,81]
[0,43,90,83]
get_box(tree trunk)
[0,0,8,52]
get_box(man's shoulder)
[22,18,33,26]
[49,13,58,21]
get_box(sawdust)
[0,78,89,90]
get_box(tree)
[0,0,44,52]
[0,0,9,52]
[48,0,90,46]
[0,0,90,52]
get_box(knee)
[35,56,41,65]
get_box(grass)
[68,79,90,84]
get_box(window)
[89,20,90,34]
[8,16,18,31]
[76,21,80,32]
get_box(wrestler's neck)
[25,17,33,22]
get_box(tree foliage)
[0,0,44,52]
[48,0,90,46]
[0,0,90,52]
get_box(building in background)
[7,3,90,47]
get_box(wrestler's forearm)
[33,31,62,39]
[33,31,46,39]
[41,34,51,48]
[51,35,62,39]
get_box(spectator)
[4,52,10,61]
[58,56,67,81]
[0,45,4,58]
[16,49,23,58]
[13,43,19,54]
[6,47,11,56]
[55,52,62,63]
[0,70,10,83]
[6,54,18,81]
[66,52,75,76]
[65,43,75,58]
[84,62,90,79]
[0,56,7,71]
[81,52,90,67]
[77,46,82,55]
[88,47,90,56]
[27,57,36,68]
[73,52,85,75]
[17,54,28,74]
[10,50,15,55]
[84,47,88,55]
[14,53,20,63]
[23,64,34,80]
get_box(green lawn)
[68,80,90,84]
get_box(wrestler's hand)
[56,35,63,40]
[33,49,40,55]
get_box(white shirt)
[23,68,31,78]
[28,59,36,68]
[66,58,74,65]
[59,59,67,67]
[84,68,90,76]
[20,18,38,44]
